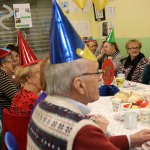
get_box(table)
[120,81,150,98]
[88,81,150,149]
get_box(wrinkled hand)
[94,115,109,134]
[130,129,150,147]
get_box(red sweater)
[73,125,129,150]
[10,88,38,115]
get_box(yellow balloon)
[92,0,108,11]
[73,0,87,9]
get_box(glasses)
[128,47,140,50]
[80,69,104,77]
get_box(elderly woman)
[86,40,98,54]
[117,39,148,83]
[10,62,41,115]
[0,49,20,118]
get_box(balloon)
[92,0,108,11]
[72,0,87,9]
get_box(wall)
[63,0,150,57]
[113,0,150,57]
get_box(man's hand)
[94,115,109,134]
[130,129,150,147]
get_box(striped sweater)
[0,69,20,118]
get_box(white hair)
[44,59,90,95]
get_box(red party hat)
[0,49,11,59]
[18,31,40,67]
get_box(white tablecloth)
[88,96,147,136]
[88,81,150,150]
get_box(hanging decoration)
[72,0,87,9]
[92,0,108,11]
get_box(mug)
[124,111,137,129]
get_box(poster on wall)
[59,0,90,13]
[93,4,105,21]
[71,21,90,37]
[13,3,32,28]
[106,6,115,18]
[102,22,108,36]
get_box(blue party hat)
[50,1,96,64]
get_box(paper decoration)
[102,58,114,85]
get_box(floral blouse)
[10,88,38,115]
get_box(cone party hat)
[18,31,40,67]
[107,28,115,43]
[0,48,11,59]
[50,0,97,64]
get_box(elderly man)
[27,58,150,150]
[27,1,150,149]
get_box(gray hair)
[44,58,89,96]
[0,54,12,67]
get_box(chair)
[4,132,18,150]
[2,108,31,150]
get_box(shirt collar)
[112,51,119,60]
[64,97,91,116]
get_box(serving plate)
[122,101,150,111]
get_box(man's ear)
[73,77,85,95]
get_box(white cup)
[112,98,121,112]
[124,112,137,129]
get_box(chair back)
[4,132,19,150]
[2,108,30,150]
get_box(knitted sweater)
[0,69,20,118]
[27,96,129,150]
